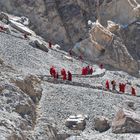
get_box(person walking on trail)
[99,64,103,69]
[131,86,136,96]
[50,66,54,76]
[50,66,56,78]
[82,67,85,75]
[61,68,67,80]
[111,80,116,91]
[82,67,87,75]
[68,49,72,56]
[0,25,4,32]
[105,80,110,90]
[89,67,93,75]
[85,66,89,75]
[49,41,52,48]
[68,71,72,81]
[86,66,90,74]
[79,55,83,60]
[121,83,126,93]
[119,83,122,92]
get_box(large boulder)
[94,116,110,132]
[73,21,139,75]
[112,108,140,133]
[65,114,87,130]
[29,36,49,52]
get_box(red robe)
[68,71,72,81]
[89,67,93,75]
[85,67,88,75]
[131,87,136,96]
[82,67,85,75]
[50,67,54,75]
[119,83,122,92]
[49,42,52,48]
[105,80,110,90]
[52,68,56,78]
[61,69,66,80]
[122,84,126,93]
[100,64,103,69]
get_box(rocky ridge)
[0,1,140,139]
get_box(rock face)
[112,108,140,133]
[73,21,139,75]
[0,83,35,139]
[0,0,139,49]
[94,116,110,132]
[120,21,140,60]
[12,75,43,103]
[0,0,103,49]
[100,0,140,25]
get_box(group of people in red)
[82,66,93,75]
[50,66,72,81]
[105,80,136,96]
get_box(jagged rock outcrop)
[73,21,139,75]
[112,108,140,133]
[12,75,42,103]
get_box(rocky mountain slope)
[0,0,139,50]
[0,0,140,140]
[0,18,140,139]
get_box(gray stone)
[94,116,110,132]
[65,115,86,130]
[112,108,140,133]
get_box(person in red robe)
[68,49,72,56]
[105,80,110,90]
[82,67,87,75]
[85,66,88,75]
[52,68,56,78]
[89,67,93,75]
[0,26,5,32]
[121,83,126,93]
[50,66,56,78]
[79,55,83,60]
[131,87,136,96]
[68,71,72,81]
[61,68,67,80]
[50,66,54,76]
[100,64,103,69]
[82,67,85,75]
[49,41,52,48]
[111,80,116,90]
[119,83,122,92]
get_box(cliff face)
[0,0,140,49]
[0,0,140,74]
[0,0,102,49]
